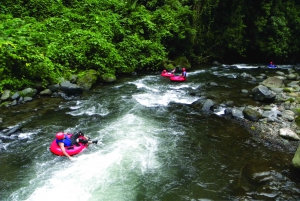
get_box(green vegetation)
[0,0,300,91]
[295,116,300,127]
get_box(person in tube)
[55,131,98,160]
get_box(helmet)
[163,70,167,73]
[182,68,186,71]
[56,132,64,140]
[270,61,273,64]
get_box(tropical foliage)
[0,0,299,91]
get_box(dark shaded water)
[1,64,300,200]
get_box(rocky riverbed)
[187,65,300,167]
[2,66,300,168]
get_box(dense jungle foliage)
[0,0,300,91]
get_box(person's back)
[56,133,72,146]
[181,68,187,77]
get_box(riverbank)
[1,66,300,153]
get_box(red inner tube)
[49,134,88,156]
[161,72,174,77]
[170,76,186,82]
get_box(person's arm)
[58,142,73,160]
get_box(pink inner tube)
[170,76,186,82]
[49,134,88,156]
[161,72,174,77]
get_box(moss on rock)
[77,69,99,90]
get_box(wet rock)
[279,128,300,141]
[287,74,298,80]
[11,92,20,100]
[3,125,22,136]
[276,71,285,76]
[60,81,83,95]
[77,69,98,90]
[23,97,33,102]
[1,90,11,101]
[241,89,248,93]
[243,107,262,122]
[11,100,18,106]
[261,110,280,122]
[262,77,284,88]
[40,89,52,96]
[275,76,286,80]
[281,110,295,121]
[201,99,214,111]
[231,107,244,119]
[252,85,276,102]
[240,72,251,78]
[21,88,37,97]
[287,81,299,87]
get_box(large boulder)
[261,77,284,88]
[60,81,83,95]
[77,69,99,90]
[49,81,83,95]
[252,85,276,102]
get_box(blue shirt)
[56,134,72,147]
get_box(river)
[1,64,300,200]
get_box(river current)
[1,64,300,200]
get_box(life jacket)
[182,71,187,77]
[56,134,72,147]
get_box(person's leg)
[74,134,98,145]
[70,134,79,145]
[81,136,98,144]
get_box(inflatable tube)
[49,134,88,156]
[268,64,277,68]
[161,72,174,77]
[170,76,186,82]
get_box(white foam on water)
[69,100,83,110]
[12,113,162,201]
[133,90,199,107]
[67,102,109,116]
[212,71,239,78]
[214,107,226,116]
[129,76,161,93]
[133,92,175,107]
[185,69,206,76]
[9,74,197,201]
[229,63,258,69]
[17,131,36,140]
[131,75,200,107]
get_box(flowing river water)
[1,64,300,200]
